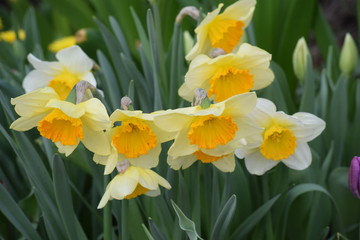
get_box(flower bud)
[349,156,360,198]
[183,31,194,57]
[292,37,311,83]
[176,6,199,23]
[339,33,358,76]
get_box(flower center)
[208,67,254,102]
[112,118,157,158]
[260,125,297,160]
[124,184,149,199]
[38,109,83,145]
[194,150,229,163]
[48,71,80,100]
[188,115,238,149]
[207,17,244,53]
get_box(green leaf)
[142,224,155,240]
[171,200,203,240]
[0,184,41,240]
[211,195,237,240]
[299,57,315,113]
[53,154,86,240]
[148,218,168,240]
[230,194,281,239]
[23,7,41,53]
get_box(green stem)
[104,175,112,240]
[261,175,274,240]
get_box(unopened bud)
[209,48,226,58]
[340,33,358,76]
[349,156,360,198]
[76,81,96,104]
[292,37,311,83]
[184,31,194,57]
[116,160,130,174]
[121,96,134,110]
[193,88,211,108]
[176,6,200,23]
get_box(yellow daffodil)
[154,92,261,172]
[23,45,96,100]
[235,98,326,175]
[186,0,256,60]
[93,109,176,174]
[48,36,76,53]
[10,87,111,156]
[180,43,274,102]
[0,29,25,43]
[97,161,171,208]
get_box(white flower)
[23,45,96,100]
[235,98,325,175]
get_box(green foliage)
[0,0,359,239]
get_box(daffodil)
[180,43,273,102]
[23,45,96,100]
[97,161,171,208]
[235,98,326,175]
[0,29,25,43]
[154,92,261,172]
[186,0,256,60]
[93,109,176,174]
[48,36,76,53]
[10,87,111,156]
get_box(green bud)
[339,33,358,76]
[183,31,194,58]
[292,37,311,83]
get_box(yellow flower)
[48,36,76,53]
[23,45,96,101]
[154,92,261,172]
[180,43,273,102]
[93,110,176,174]
[10,87,111,156]
[186,0,256,60]
[97,163,171,208]
[235,98,326,175]
[0,29,25,43]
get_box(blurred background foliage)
[0,0,359,239]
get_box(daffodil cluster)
[9,0,326,209]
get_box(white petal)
[10,112,49,131]
[291,112,326,142]
[281,143,312,170]
[168,154,197,170]
[27,54,62,75]
[128,144,161,169]
[56,46,93,74]
[55,141,78,157]
[168,127,197,157]
[82,125,111,156]
[145,188,161,197]
[255,98,276,116]
[81,72,97,87]
[110,168,139,199]
[104,152,121,175]
[22,70,53,93]
[244,150,279,175]
[212,154,235,172]
[97,187,111,209]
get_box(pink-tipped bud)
[349,156,360,198]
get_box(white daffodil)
[235,98,326,175]
[180,43,273,102]
[23,45,96,100]
[97,162,171,208]
[186,0,256,60]
[93,109,176,174]
[10,87,111,156]
[154,92,261,172]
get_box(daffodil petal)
[110,109,143,122]
[153,112,193,132]
[46,99,85,119]
[222,0,256,25]
[82,125,111,156]
[27,54,62,75]
[212,154,235,172]
[104,152,120,175]
[10,112,49,131]
[168,127,198,157]
[137,169,159,190]
[128,143,161,169]
[55,141,78,157]
[80,98,111,131]
[223,92,257,117]
[110,168,139,199]
[97,187,111,209]
[23,70,53,93]
[167,155,197,170]
[281,143,311,170]
[244,150,279,175]
[80,71,97,87]
[145,188,161,197]
[56,45,93,74]
[11,87,58,117]
[291,112,326,142]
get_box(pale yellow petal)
[153,111,193,132]
[46,99,85,118]
[10,112,49,131]
[80,98,111,131]
[110,109,143,122]
[212,154,235,172]
[128,143,161,169]
[168,127,197,157]
[104,152,120,175]
[81,125,111,156]
[97,187,111,209]
[168,154,197,170]
[223,92,257,117]
[55,141,78,157]
[222,0,256,26]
